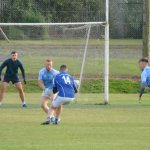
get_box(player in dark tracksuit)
[0,51,28,107]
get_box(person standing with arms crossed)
[41,65,78,125]
[0,51,28,107]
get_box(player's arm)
[139,83,146,104]
[38,70,45,90]
[19,61,26,84]
[52,77,58,94]
[0,60,7,80]
[74,86,78,93]
[139,82,146,98]
[139,71,147,103]
[73,79,78,93]
[53,87,58,94]
[38,80,45,90]
[50,77,57,101]
[51,81,58,101]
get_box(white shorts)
[41,89,52,98]
[52,96,74,107]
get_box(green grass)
[109,58,140,75]
[0,39,142,46]
[0,93,150,150]
[0,57,141,75]
[0,78,143,94]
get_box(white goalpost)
[0,0,109,104]
[105,0,109,104]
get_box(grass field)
[0,57,141,76]
[0,39,142,46]
[0,93,150,150]
[0,39,142,76]
[18,57,141,75]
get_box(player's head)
[45,59,52,72]
[60,65,68,72]
[11,51,18,62]
[139,58,149,71]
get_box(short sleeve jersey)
[53,71,76,98]
[141,66,150,85]
[38,67,59,89]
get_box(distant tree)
[143,0,150,59]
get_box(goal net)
[0,23,106,104]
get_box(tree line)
[0,0,143,39]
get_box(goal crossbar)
[0,22,106,26]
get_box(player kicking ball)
[138,58,150,104]
[0,51,28,107]
[41,65,78,125]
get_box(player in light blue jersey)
[38,59,59,115]
[41,65,78,125]
[139,58,150,104]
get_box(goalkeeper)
[139,58,150,104]
[0,51,28,107]
[38,59,60,120]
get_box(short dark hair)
[139,58,149,63]
[60,65,67,72]
[11,51,17,54]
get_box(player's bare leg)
[41,103,56,125]
[15,82,28,107]
[48,103,56,118]
[56,106,62,119]
[0,82,8,104]
[15,82,25,102]
[47,104,62,125]
[41,96,50,113]
[50,93,57,101]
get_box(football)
[74,80,80,86]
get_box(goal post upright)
[105,0,109,105]
[75,25,91,103]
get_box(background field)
[0,93,150,150]
[0,0,146,149]
[0,39,148,149]
[0,39,142,76]
[0,39,142,46]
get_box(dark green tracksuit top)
[0,58,25,79]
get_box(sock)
[47,117,51,122]
[0,102,2,106]
[22,102,26,105]
[55,118,58,123]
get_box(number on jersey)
[62,76,71,84]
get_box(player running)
[139,58,150,104]
[41,65,78,125]
[38,59,60,121]
[0,51,28,107]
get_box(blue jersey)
[53,71,76,98]
[38,67,59,89]
[141,66,150,85]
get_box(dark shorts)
[3,76,20,84]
